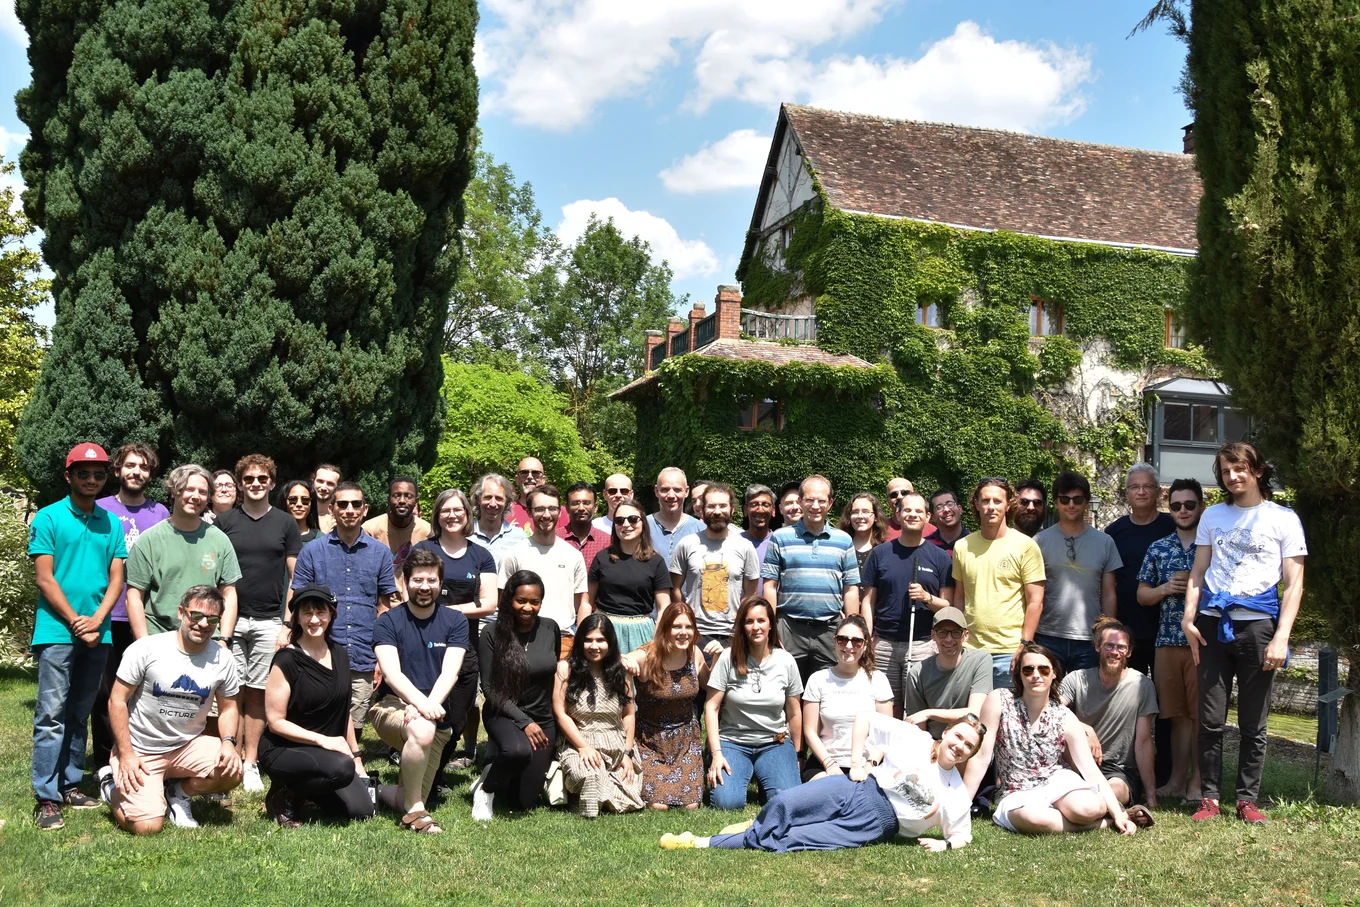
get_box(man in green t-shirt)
[126,464,241,637]
[29,443,128,831]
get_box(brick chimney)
[644,329,664,371]
[715,284,742,340]
[688,301,707,332]
[1182,123,1195,154]
[666,316,685,355]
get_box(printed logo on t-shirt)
[426,641,448,650]
[200,551,218,572]
[150,674,213,719]
[1212,527,1270,575]
[701,559,729,613]
[120,516,143,549]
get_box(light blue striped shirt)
[761,520,860,621]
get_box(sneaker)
[447,756,475,771]
[62,788,100,810]
[34,800,64,831]
[98,766,116,806]
[243,762,264,793]
[164,781,199,828]
[1190,798,1221,821]
[659,832,696,850]
[470,766,494,821]
[1236,800,1269,825]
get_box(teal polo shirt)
[28,497,128,646]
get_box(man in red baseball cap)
[29,441,126,830]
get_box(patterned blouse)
[1137,534,1196,648]
[994,689,1074,796]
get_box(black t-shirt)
[1105,512,1177,641]
[216,507,304,619]
[479,617,560,728]
[261,643,351,747]
[861,539,957,641]
[587,549,671,617]
[373,603,473,728]
[413,538,497,606]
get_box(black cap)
[292,584,336,607]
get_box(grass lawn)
[1,665,1358,907]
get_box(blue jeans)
[709,738,801,810]
[32,643,110,802]
[991,653,1014,690]
[1034,634,1100,675]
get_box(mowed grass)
[1,665,1358,907]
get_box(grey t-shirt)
[117,631,241,754]
[901,647,993,739]
[669,531,760,638]
[1034,525,1122,641]
[1059,666,1158,769]
[707,647,803,746]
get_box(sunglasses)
[72,469,107,481]
[333,499,365,510]
[605,487,630,495]
[834,635,866,647]
[183,610,221,627]
[615,515,643,526]
[518,469,545,478]
[887,489,910,499]
[1017,499,1044,509]
[242,475,271,486]
[285,495,311,505]
[1057,494,1086,506]
[1169,501,1200,512]
[1021,664,1053,677]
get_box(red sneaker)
[1190,798,1220,821]
[1236,800,1269,825]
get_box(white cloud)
[478,0,902,130]
[806,22,1092,131]
[556,197,718,280]
[0,125,29,154]
[0,1,26,47]
[659,129,769,194]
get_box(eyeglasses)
[1101,643,1130,653]
[1021,664,1053,677]
[1017,499,1044,509]
[934,627,964,640]
[285,495,311,505]
[933,501,959,511]
[518,469,545,478]
[1064,534,1079,562]
[72,469,107,481]
[333,499,365,510]
[530,505,559,515]
[1169,501,1199,512]
[1127,484,1157,494]
[834,635,866,648]
[605,487,630,495]
[615,515,643,526]
[183,610,221,627]
[1056,494,1086,506]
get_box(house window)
[1161,402,1251,446]
[738,397,784,432]
[1165,310,1187,349]
[919,302,941,328]
[1029,298,1064,336]
[779,224,794,250]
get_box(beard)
[118,474,146,494]
[704,514,730,533]
[1014,511,1045,536]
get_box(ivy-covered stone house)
[618,104,1243,509]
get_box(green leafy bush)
[0,500,36,664]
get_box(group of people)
[29,439,1305,852]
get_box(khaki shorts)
[1155,645,1198,720]
[350,671,375,731]
[369,696,452,802]
[233,616,283,690]
[112,736,223,823]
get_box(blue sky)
[0,0,1191,321]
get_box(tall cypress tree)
[1166,1,1360,798]
[13,0,477,501]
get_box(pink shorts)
[113,736,223,823]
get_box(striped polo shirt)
[760,520,860,621]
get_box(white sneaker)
[243,762,264,793]
[98,766,116,806]
[164,781,199,828]
[469,765,494,821]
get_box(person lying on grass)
[658,711,982,852]
[964,643,1150,836]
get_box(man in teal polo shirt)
[29,443,128,831]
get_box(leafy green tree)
[0,156,47,492]
[421,359,594,504]
[445,144,552,360]
[13,0,478,502]
[1142,0,1360,799]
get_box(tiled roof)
[781,104,1202,251]
[612,339,873,399]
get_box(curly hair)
[837,493,887,546]
[564,613,631,710]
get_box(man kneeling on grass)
[101,586,243,834]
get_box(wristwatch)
[222,735,238,745]
[220,636,235,648]
[1020,638,1034,646]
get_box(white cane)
[907,556,920,663]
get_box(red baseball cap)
[66,443,110,468]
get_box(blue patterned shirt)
[1137,533,1196,648]
[292,529,398,671]
[760,520,860,621]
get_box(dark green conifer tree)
[14,0,477,500]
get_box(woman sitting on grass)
[659,712,983,852]
[552,613,644,817]
[801,614,893,782]
[964,643,1147,836]
[705,597,803,810]
[258,585,375,827]
[630,602,709,810]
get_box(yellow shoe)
[659,831,697,850]
[718,819,753,836]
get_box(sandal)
[401,809,444,834]
[1126,804,1155,828]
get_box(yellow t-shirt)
[952,529,1045,654]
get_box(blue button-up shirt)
[470,519,529,572]
[292,529,397,671]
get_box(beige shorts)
[350,671,375,731]
[112,736,224,823]
[233,616,283,689]
[369,696,452,802]
[1155,645,1198,720]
